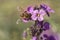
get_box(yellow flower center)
[37,13,40,17]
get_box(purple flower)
[31,9,46,21]
[40,4,54,17]
[48,36,56,40]
[40,29,58,40]
[32,36,37,40]
[27,6,34,14]
[43,22,50,30]
[40,4,54,13]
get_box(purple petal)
[40,30,52,38]
[27,6,34,14]
[38,16,44,21]
[32,10,38,14]
[43,34,48,38]
[39,9,46,16]
[31,14,37,21]
[32,36,37,40]
[38,9,46,21]
[22,19,28,23]
[43,22,50,30]
[40,4,54,13]
[40,4,47,9]
[48,36,56,40]
[30,10,38,21]
[46,7,55,13]
[40,29,58,40]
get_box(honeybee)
[16,6,31,24]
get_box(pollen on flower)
[36,13,40,17]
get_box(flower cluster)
[29,21,58,40]
[17,4,59,40]
[20,4,54,23]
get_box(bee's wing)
[17,6,24,12]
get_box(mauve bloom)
[48,36,56,40]
[27,6,34,14]
[31,9,46,21]
[40,4,54,17]
[32,36,37,40]
[40,4,54,13]
[40,29,58,40]
[43,22,50,30]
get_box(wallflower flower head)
[32,36,37,40]
[43,22,50,30]
[31,9,46,21]
[27,6,34,14]
[40,4,54,17]
[40,29,58,40]
[48,36,56,40]
[17,4,60,40]
[18,4,55,23]
[40,4,54,13]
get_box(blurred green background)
[0,0,60,40]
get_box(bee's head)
[20,11,31,19]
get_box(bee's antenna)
[16,6,24,24]
[17,6,24,17]
[17,6,24,12]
